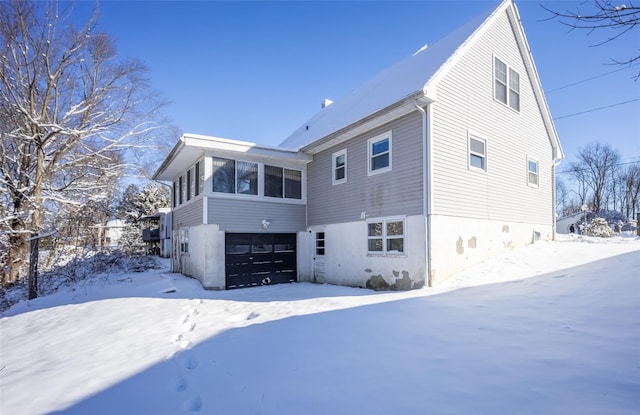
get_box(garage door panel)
[225,233,297,289]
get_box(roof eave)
[301,91,432,154]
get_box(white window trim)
[527,157,539,188]
[468,132,488,173]
[332,149,347,185]
[366,216,406,257]
[367,131,392,176]
[493,55,520,112]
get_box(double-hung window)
[332,149,347,184]
[368,132,392,175]
[494,57,520,111]
[367,217,405,256]
[527,158,539,186]
[469,135,487,172]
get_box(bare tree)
[0,1,166,288]
[620,163,640,218]
[542,1,640,76]
[570,142,621,212]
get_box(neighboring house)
[104,219,126,249]
[556,211,585,234]
[153,0,563,290]
[140,208,173,257]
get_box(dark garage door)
[225,233,297,289]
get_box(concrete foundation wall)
[429,215,553,285]
[309,215,427,290]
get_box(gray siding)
[431,9,553,226]
[173,198,203,228]
[307,112,424,226]
[208,198,306,233]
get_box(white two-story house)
[153,0,563,290]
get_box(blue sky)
[75,0,639,169]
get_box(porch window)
[237,161,258,195]
[367,217,405,255]
[212,157,235,193]
[265,165,302,200]
[186,168,192,201]
[195,161,203,196]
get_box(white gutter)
[414,101,433,287]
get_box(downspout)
[414,101,433,287]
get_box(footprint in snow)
[183,354,199,370]
[185,396,202,412]
[183,320,196,332]
[174,376,188,392]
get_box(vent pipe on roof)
[321,98,333,109]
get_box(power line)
[557,159,640,174]
[553,98,640,120]
[545,63,640,94]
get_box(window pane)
[529,172,538,185]
[335,166,345,181]
[387,238,404,253]
[368,222,382,237]
[187,169,192,201]
[285,169,302,199]
[237,161,258,195]
[274,243,295,253]
[470,154,485,170]
[195,162,200,196]
[252,243,273,254]
[528,160,538,173]
[387,221,404,236]
[509,68,519,92]
[368,239,383,252]
[265,165,283,198]
[372,153,389,170]
[212,157,235,193]
[336,154,345,167]
[495,81,507,104]
[495,58,507,82]
[372,138,389,155]
[226,244,250,255]
[509,89,520,111]
[470,138,485,155]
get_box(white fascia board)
[183,133,311,162]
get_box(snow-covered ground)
[1,234,639,415]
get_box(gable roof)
[279,0,563,161]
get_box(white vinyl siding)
[431,9,553,226]
[306,113,423,226]
[368,131,392,175]
[332,149,347,185]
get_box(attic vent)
[321,98,333,109]
[412,44,428,56]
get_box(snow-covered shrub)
[0,251,163,312]
[581,217,615,237]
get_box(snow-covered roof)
[278,3,498,150]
